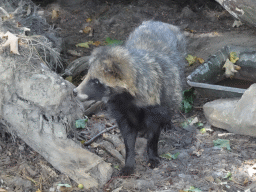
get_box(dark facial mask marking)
[82,78,108,101]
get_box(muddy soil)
[1,0,256,191]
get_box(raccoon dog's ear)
[104,61,123,80]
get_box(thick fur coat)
[73,21,186,175]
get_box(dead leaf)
[230,52,239,63]
[86,18,92,23]
[83,26,92,34]
[186,54,197,66]
[232,20,243,28]
[91,143,99,148]
[52,9,59,20]
[222,59,239,78]
[244,177,249,185]
[189,117,199,126]
[197,57,204,64]
[26,4,31,16]
[234,65,241,70]
[185,28,196,33]
[67,50,81,56]
[76,41,93,48]
[65,76,72,82]
[1,31,20,55]
[92,41,101,46]
[186,55,204,65]
[0,188,7,192]
[192,149,204,157]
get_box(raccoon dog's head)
[73,46,137,102]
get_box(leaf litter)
[1,0,256,192]
[213,139,231,150]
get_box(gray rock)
[135,180,155,190]
[204,83,256,136]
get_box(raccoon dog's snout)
[73,88,89,101]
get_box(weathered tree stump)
[0,55,113,189]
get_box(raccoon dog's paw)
[148,158,160,169]
[119,166,134,176]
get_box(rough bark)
[0,55,113,189]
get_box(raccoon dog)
[73,21,186,175]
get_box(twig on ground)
[83,125,117,146]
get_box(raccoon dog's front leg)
[117,119,138,176]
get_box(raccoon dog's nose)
[73,89,78,97]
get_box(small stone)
[135,180,154,190]
[19,145,25,151]
[4,156,11,165]
[98,149,105,155]
[205,176,214,182]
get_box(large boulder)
[204,83,256,136]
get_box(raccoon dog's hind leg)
[146,121,161,168]
[144,106,170,168]
[117,107,164,175]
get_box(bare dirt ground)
[1,0,256,191]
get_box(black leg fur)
[108,92,171,175]
[144,106,170,168]
[117,119,138,175]
[146,122,161,168]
